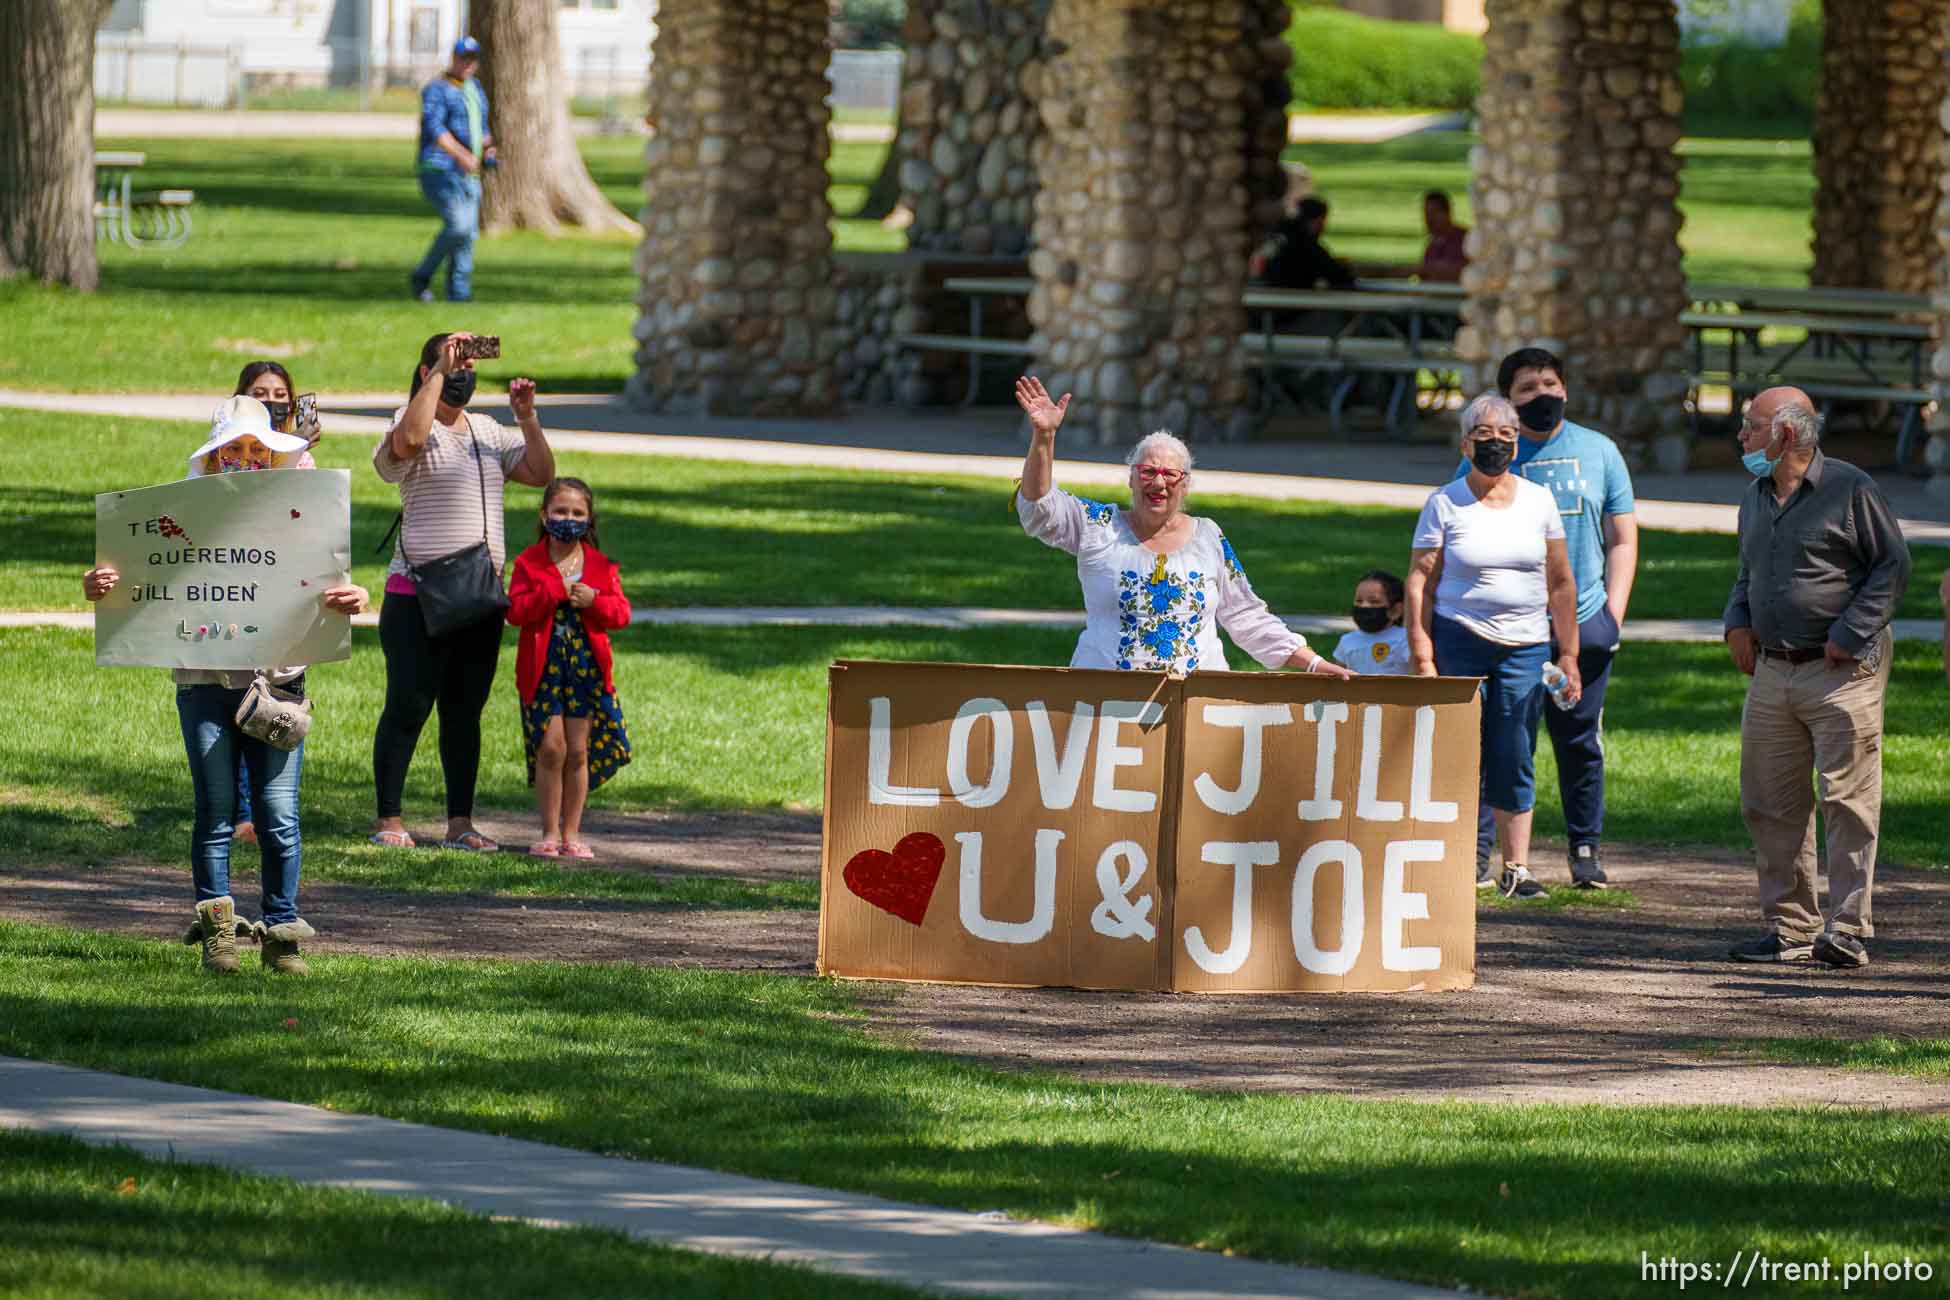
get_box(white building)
[98,0,657,108]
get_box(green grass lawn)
[0,133,1818,395]
[1289,135,1814,287]
[2,624,1944,881]
[0,135,898,397]
[0,1128,923,1300]
[11,411,1946,618]
[1706,1036,1950,1080]
[1,921,1945,1300]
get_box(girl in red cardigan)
[507,476,633,859]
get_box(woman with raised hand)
[1013,376,1351,679]
[83,395,368,975]
[1405,391,1581,901]
[369,331,554,853]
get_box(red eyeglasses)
[1134,464,1186,485]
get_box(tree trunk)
[473,0,641,236]
[0,0,115,289]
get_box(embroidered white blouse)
[1018,488,1307,672]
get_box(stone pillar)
[1813,2,1949,294]
[1926,36,1950,502]
[1461,0,1691,471]
[1244,0,1297,252]
[628,0,840,416]
[1029,0,1262,445]
[898,0,1050,254]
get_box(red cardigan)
[507,541,631,705]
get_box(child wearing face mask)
[506,477,633,860]
[1333,568,1411,675]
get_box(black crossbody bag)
[377,416,510,638]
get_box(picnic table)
[1688,283,1931,317]
[93,150,194,249]
[1682,308,1935,463]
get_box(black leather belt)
[1758,645,1824,664]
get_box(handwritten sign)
[818,661,1481,993]
[94,470,354,670]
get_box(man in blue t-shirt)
[1452,347,1640,889]
[411,36,495,303]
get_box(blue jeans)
[1430,615,1547,815]
[177,684,303,924]
[414,169,480,301]
[1474,604,1620,859]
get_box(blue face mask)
[544,517,588,543]
[1740,448,1778,477]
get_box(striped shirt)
[374,408,528,582]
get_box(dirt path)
[4,822,1946,1112]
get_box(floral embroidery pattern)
[1116,552,1207,671]
[1079,498,1116,527]
[1219,535,1245,581]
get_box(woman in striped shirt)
[369,332,556,852]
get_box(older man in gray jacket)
[1724,387,1910,968]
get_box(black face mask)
[1470,438,1517,476]
[1351,606,1393,635]
[1515,393,1565,433]
[261,400,292,427]
[439,369,477,407]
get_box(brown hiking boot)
[259,919,316,975]
[183,896,243,974]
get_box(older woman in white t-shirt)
[1014,377,1352,679]
[1406,391,1581,900]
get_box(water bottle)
[1541,661,1574,711]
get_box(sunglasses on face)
[1134,464,1187,485]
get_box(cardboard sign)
[819,661,1481,994]
[94,470,354,670]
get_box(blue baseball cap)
[453,36,481,58]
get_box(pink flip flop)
[560,841,595,860]
[528,840,560,858]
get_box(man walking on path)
[1724,387,1910,968]
[1458,347,1638,889]
[412,37,495,304]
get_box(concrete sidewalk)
[0,1055,1458,1300]
[10,387,1950,539]
[4,606,1942,643]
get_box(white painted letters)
[1193,703,1293,815]
[1089,841,1155,941]
[1381,840,1444,972]
[947,697,1013,809]
[1093,700,1162,813]
[1298,700,1348,821]
[1355,705,1404,822]
[1292,840,1363,975]
[1408,706,1458,823]
[1184,841,1279,974]
[1025,699,1095,810]
[867,696,941,807]
[955,830,1059,945]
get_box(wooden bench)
[895,333,1035,406]
[1686,371,1933,468]
[1241,334,1462,435]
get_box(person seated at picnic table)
[81,396,369,976]
[1012,376,1353,679]
[1258,197,1356,292]
[1405,391,1582,900]
[1383,190,1469,284]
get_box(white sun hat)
[187,394,311,470]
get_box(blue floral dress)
[521,600,632,791]
[1016,489,1307,672]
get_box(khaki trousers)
[1738,633,1891,940]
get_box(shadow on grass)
[2,926,1948,1300]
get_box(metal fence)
[828,49,903,113]
[96,37,244,108]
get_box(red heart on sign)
[843,832,946,926]
[290,509,301,519]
